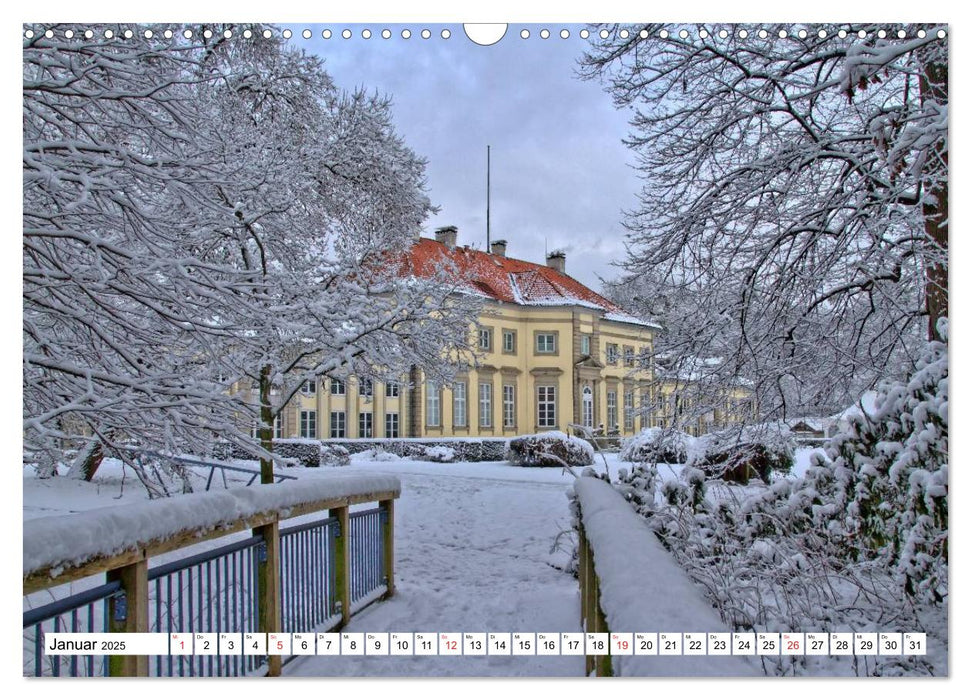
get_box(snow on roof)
[23,474,400,577]
[403,238,660,329]
[785,416,835,432]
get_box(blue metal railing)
[23,581,120,677]
[24,504,390,677]
[349,508,386,607]
[147,535,265,677]
[280,516,338,634]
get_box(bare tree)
[584,24,947,418]
[23,24,477,486]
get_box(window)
[503,384,516,428]
[479,382,493,428]
[624,390,635,430]
[639,347,651,369]
[453,382,467,427]
[580,334,591,356]
[300,410,317,439]
[359,412,373,438]
[426,382,441,427]
[360,378,373,397]
[607,391,617,431]
[385,412,399,438]
[537,386,556,428]
[478,328,492,351]
[582,386,593,428]
[330,378,345,395]
[330,411,345,438]
[502,330,516,353]
[301,379,316,395]
[606,344,619,364]
[536,333,556,354]
[385,381,399,398]
[624,346,635,367]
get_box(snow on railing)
[24,474,399,580]
[23,475,400,677]
[573,476,759,676]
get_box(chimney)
[435,225,458,250]
[490,239,507,257]
[546,250,566,274]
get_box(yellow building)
[651,356,756,436]
[274,226,659,440]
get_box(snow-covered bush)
[785,323,949,603]
[604,328,948,675]
[620,428,696,464]
[423,445,456,463]
[357,448,402,463]
[688,424,795,484]
[507,431,594,467]
[320,444,350,467]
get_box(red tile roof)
[402,238,658,328]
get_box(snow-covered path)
[285,460,587,676]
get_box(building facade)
[271,227,660,441]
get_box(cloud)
[309,24,638,289]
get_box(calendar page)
[20,0,949,690]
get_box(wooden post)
[380,499,395,599]
[107,557,148,677]
[332,506,351,629]
[581,527,596,677]
[593,575,612,677]
[254,521,282,677]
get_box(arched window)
[582,386,594,428]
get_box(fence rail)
[123,448,299,490]
[24,479,398,678]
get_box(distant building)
[269,226,660,440]
[651,355,756,436]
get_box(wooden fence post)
[380,499,395,599]
[332,506,351,629]
[107,557,148,677]
[254,520,282,677]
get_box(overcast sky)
[305,24,639,291]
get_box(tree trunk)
[259,364,275,484]
[66,436,107,481]
[920,54,948,341]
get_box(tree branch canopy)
[585,23,947,419]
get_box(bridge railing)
[573,475,758,677]
[23,475,399,677]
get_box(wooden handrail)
[24,485,399,678]
[24,488,399,594]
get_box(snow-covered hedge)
[687,424,795,483]
[213,439,323,468]
[325,437,507,462]
[620,428,697,464]
[24,474,401,578]
[507,431,594,467]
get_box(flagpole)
[486,144,491,250]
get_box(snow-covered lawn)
[23,454,608,677]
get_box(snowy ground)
[21,447,944,681]
[287,455,593,676]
